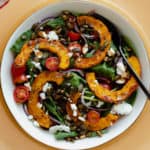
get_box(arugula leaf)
[69,72,86,88]
[26,59,35,84]
[54,131,78,140]
[44,96,64,123]
[11,30,33,54]
[47,17,65,28]
[88,41,100,50]
[92,62,115,80]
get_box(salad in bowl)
[10,10,141,141]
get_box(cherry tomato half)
[14,86,30,103]
[13,74,28,84]
[45,57,59,71]
[68,31,80,41]
[87,110,100,124]
[68,42,82,52]
[11,63,26,78]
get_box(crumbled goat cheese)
[116,60,126,76]
[111,102,133,115]
[96,101,104,108]
[115,78,126,84]
[42,83,52,92]
[39,92,46,100]
[33,120,40,127]
[78,116,85,122]
[28,115,33,120]
[33,48,43,58]
[82,44,89,54]
[26,75,31,79]
[41,31,48,38]
[68,52,73,58]
[70,104,77,110]
[107,48,116,56]
[49,125,70,134]
[73,110,78,117]
[47,31,59,41]
[70,104,78,117]
[24,82,31,91]
[31,61,42,71]
[36,102,42,108]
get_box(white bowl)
[1,0,150,149]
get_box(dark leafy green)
[54,131,78,140]
[69,72,86,88]
[126,91,137,106]
[47,17,65,28]
[26,59,35,84]
[92,62,115,80]
[11,30,33,55]
[88,41,100,50]
[43,96,64,123]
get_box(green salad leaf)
[11,30,33,55]
[54,131,78,140]
[92,62,115,80]
[69,72,86,88]
[44,96,64,123]
[47,17,65,28]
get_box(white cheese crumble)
[26,75,31,79]
[68,52,73,58]
[31,61,42,71]
[24,82,31,91]
[107,47,116,56]
[96,101,104,108]
[49,125,70,134]
[78,116,85,122]
[70,104,77,110]
[42,83,52,92]
[28,115,33,120]
[33,48,43,58]
[116,60,126,76]
[70,104,78,117]
[39,92,46,100]
[33,120,40,127]
[111,102,133,115]
[36,102,42,108]
[47,31,59,41]
[82,44,89,54]
[115,78,126,84]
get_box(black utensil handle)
[119,46,150,99]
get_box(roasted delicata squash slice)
[66,92,81,122]
[74,16,111,69]
[27,71,64,128]
[86,56,141,103]
[14,39,70,69]
[85,113,118,131]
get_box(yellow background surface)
[0,0,150,150]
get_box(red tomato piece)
[68,31,80,41]
[14,86,30,103]
[45,57,59,71]
[68,42,82,52]
[13,74,28,84]
[87,110,100,124]
[11,63,26,77]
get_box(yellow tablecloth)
[0,0,150,150]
